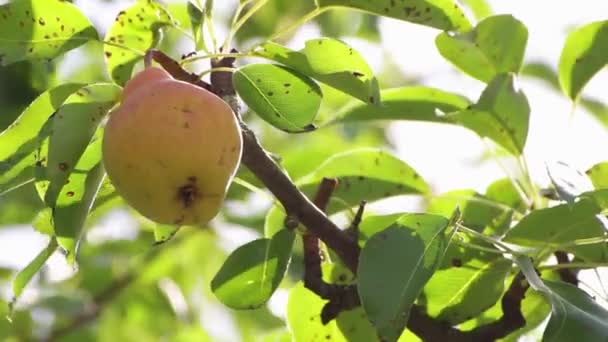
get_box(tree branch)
[303,178,337,296]
[239,120,360,273]
[153,50,530,342]
[46,273,134,342]
[554,251,578,286]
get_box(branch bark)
[152,51,531,342]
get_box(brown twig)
[554,251,578,286]
[303,178,337,296]
[239,123,360,273]
[152,50,531,342]
[146,50,215,93]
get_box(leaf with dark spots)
[331,86,470,124]
[436,14,528,83]
[297,149,429,212]
[212,229,295,309]
[42,83,121,208]
[255,39,379,105]
[233,64,322,133]
[0,0,98,66]
[316,0,472,32]
[0,83,83,195]
[103,1,175,85]
[447,73,530,155]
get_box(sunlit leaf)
[12,238,57,303]
[256,39,379,105]
[458,271,554,340]
[427,189,511,235]
[331,87,470,124]
[0,83,83,195]
[233,63,322,133]
[316,0,472,32]
[211,229,294,309]
[516,256,608,342]
[42,83,121,207]
[558,20,608,100]
[358,214,452,341]
[0,0,98,66]
[448,73,530,155]
[436,15,527,82]
[586,162,608,190]
[187,1,204,50]
[485,178,525,213]
[154,224,180,244]
[505,199,608,262]
[287,264,378,342]
[52,134,106,262]
[422,258,511,324]
[297,149,429,212]
[103,1,175,85]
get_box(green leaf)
[505,199,608,262]
[154,224,180,244]
[543,280,608,341]
[211,229,295,309]
[331,87,471,123]
[558,20,608,100]
[103,1,174,85]
[12,238,57,302]
[287,282,378,342]
[448,73,530,155]
[52,134,106,262]
[485,178,525,212]
[43,83,121,207]
[32,207,54,235]
[521,62,608,131]
[316,0,472,32]
[297,149,430,212]
[0,0,98,66]
[187,1,204,50]
[586,162,608,189]
[0,83,83,195]
[357,214,452,341]
[233,64,322,133]
[264,204,287,238]
[427,189,511,234]
[287,263,378,342]
[516,256,608,342]
[435,15,528,83]
[255,39,380,104]
[422,258,511,324]
[458,271,553,340]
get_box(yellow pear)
[102,67,242,225]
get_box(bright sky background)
[2,1,608,340]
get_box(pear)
[102,67,242,225]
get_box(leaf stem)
[452,238,510,255]
[197,67,236,79]
[538,261,608,271]
[456,223,525,256]
[180,51,251,65]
